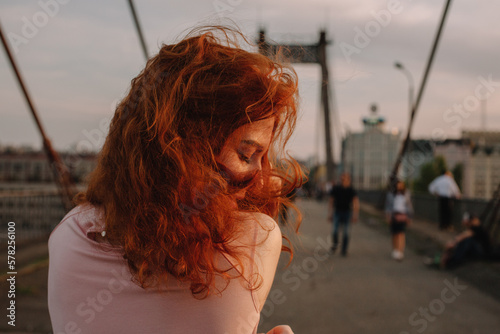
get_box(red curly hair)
[76,25,306,298]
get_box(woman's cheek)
[270,176,282,193]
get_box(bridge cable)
[0,21,77,212]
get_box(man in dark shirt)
[327,173,359,256]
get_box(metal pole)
[394,61,415,181]
[387,0,453,192]
[0,21,77,211]
[127,0,149,61]
[394,61,415,121]
[318,31,335,184]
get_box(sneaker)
[329,245,338,254]
[391,250,398,259]
[424,254,442,267]
[392,250,404,261]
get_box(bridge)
[2,196,500,333]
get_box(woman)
[47,26,305,334]
[385,180,413,261]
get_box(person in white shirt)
[428,171,461,230]
[385,180,413,261]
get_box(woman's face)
[215,118,275,199]
[396,181,405,192]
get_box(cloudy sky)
[1,0,499,162]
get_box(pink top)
[48,204,261,334]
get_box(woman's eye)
[238,152,251,164]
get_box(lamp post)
[394,61,415,119]
[394,61,414,184]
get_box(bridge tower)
[258,29,336,183]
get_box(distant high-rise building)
[342,107,401,190]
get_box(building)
[0,146,96,241]
[0,190,67,241]
[342,108,401,190]
[434,139,471,171]
[429,130,500,199]
[466,146,500,199]
[401,139,473,197]
[0,148,96,184]
[462,130,500,199]
[463,130,500,146]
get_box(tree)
[413,156,448,193]
[452,163,463,191]
[434,155,447,176]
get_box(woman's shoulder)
[49,203,106,245]
[228,211,282,311]
[230,211,282,250]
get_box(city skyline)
[1,0,500,162]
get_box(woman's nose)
[251,156,263,172]
[256,159,263,171]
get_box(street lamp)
[394,61,415,119]
[394,61,415,184]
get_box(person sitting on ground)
[440,213,491,269]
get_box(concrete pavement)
[2,198,500,333]
[258,198,500,334]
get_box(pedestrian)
[428,170,461,231]
[385,180,413,261]
[327,173,359,256]
[47,25,303,334]
[280,186,297,225]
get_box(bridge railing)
[357,190,496,244]
[0,190,67,244]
